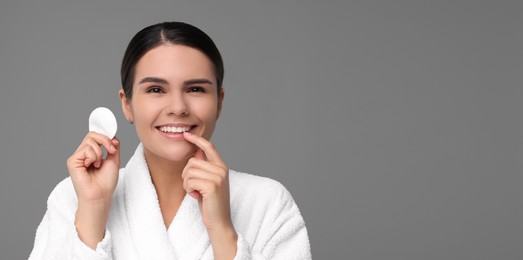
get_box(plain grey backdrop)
[0,0,521,259]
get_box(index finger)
[182,132,226,168]
[81,131,117,154]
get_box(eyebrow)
[184,79,213,85]
[138,77,168,85]
[138,77,213,86]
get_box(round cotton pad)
[89,107,118,139]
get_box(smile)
[157,125,195,133]
[157,126,194,134]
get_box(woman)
[29,22,311,259]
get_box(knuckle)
[86,138,98,147]
[215,168,227,178]
[84,136,93,144]
[103,137,112,146]
[95,147,103,156]
[202,142,214,151]
[84,145,93,153]
[182,171,189,179]
[188,157,198,164]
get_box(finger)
[189,191,201,200]
[182,157,226,179]
[83,146,98,168]
[183,174,195,195]
[186,178,214,197]
[183,168,211,194]
[94,158,102,168]
[183,168,222,200]
[77,134,114,157]
[194,149,206,161]
[104,136,121,167]
[183,167,222,184]
[85,138,104,162]
[68,146,90,170]
[111,137,120,147]
[182,132,226,167]
[83,131,117,155]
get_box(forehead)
[134,44,216,84]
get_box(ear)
[216,88,224,119]
[119,89,133,122]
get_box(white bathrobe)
[29,144,311,259]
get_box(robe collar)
[123,143,211,259]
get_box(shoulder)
[228,169,297,209]
[44,177,78,221]
[47,177,77,205]
[229,170,289,196]
[227,170,308,243]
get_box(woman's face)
[120,44,223,163]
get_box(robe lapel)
[124,143,176,259]
[168,194,211,260]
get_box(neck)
[143,147,189,229]
[143,147,187,200]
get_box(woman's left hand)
[181,131,236,233]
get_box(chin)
[143,140,196,163]
[160,145,196,162]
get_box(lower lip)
[157,128,193,140]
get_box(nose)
[166,91,189,117]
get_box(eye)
[147,86,165,94]
[187,86,206,93]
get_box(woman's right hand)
[67,132,120,204]
[66,132,120,249]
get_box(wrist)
[209,224,238,260]
[75,202,111,249]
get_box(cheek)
[196,99,219,121]
[134,99,158,119]
[191,99,218,135]
[133,101,159,142]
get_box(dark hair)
[121,22,224,99]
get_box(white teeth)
[159,126,192,133]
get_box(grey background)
[0,1,521,259]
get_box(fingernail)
[184,131,192,136]
[110,145,116,152]
[112,139,119,145]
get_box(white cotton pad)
[89,107,118,139]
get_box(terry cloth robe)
[29,143,311,259]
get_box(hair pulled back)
[121,22,224,99]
